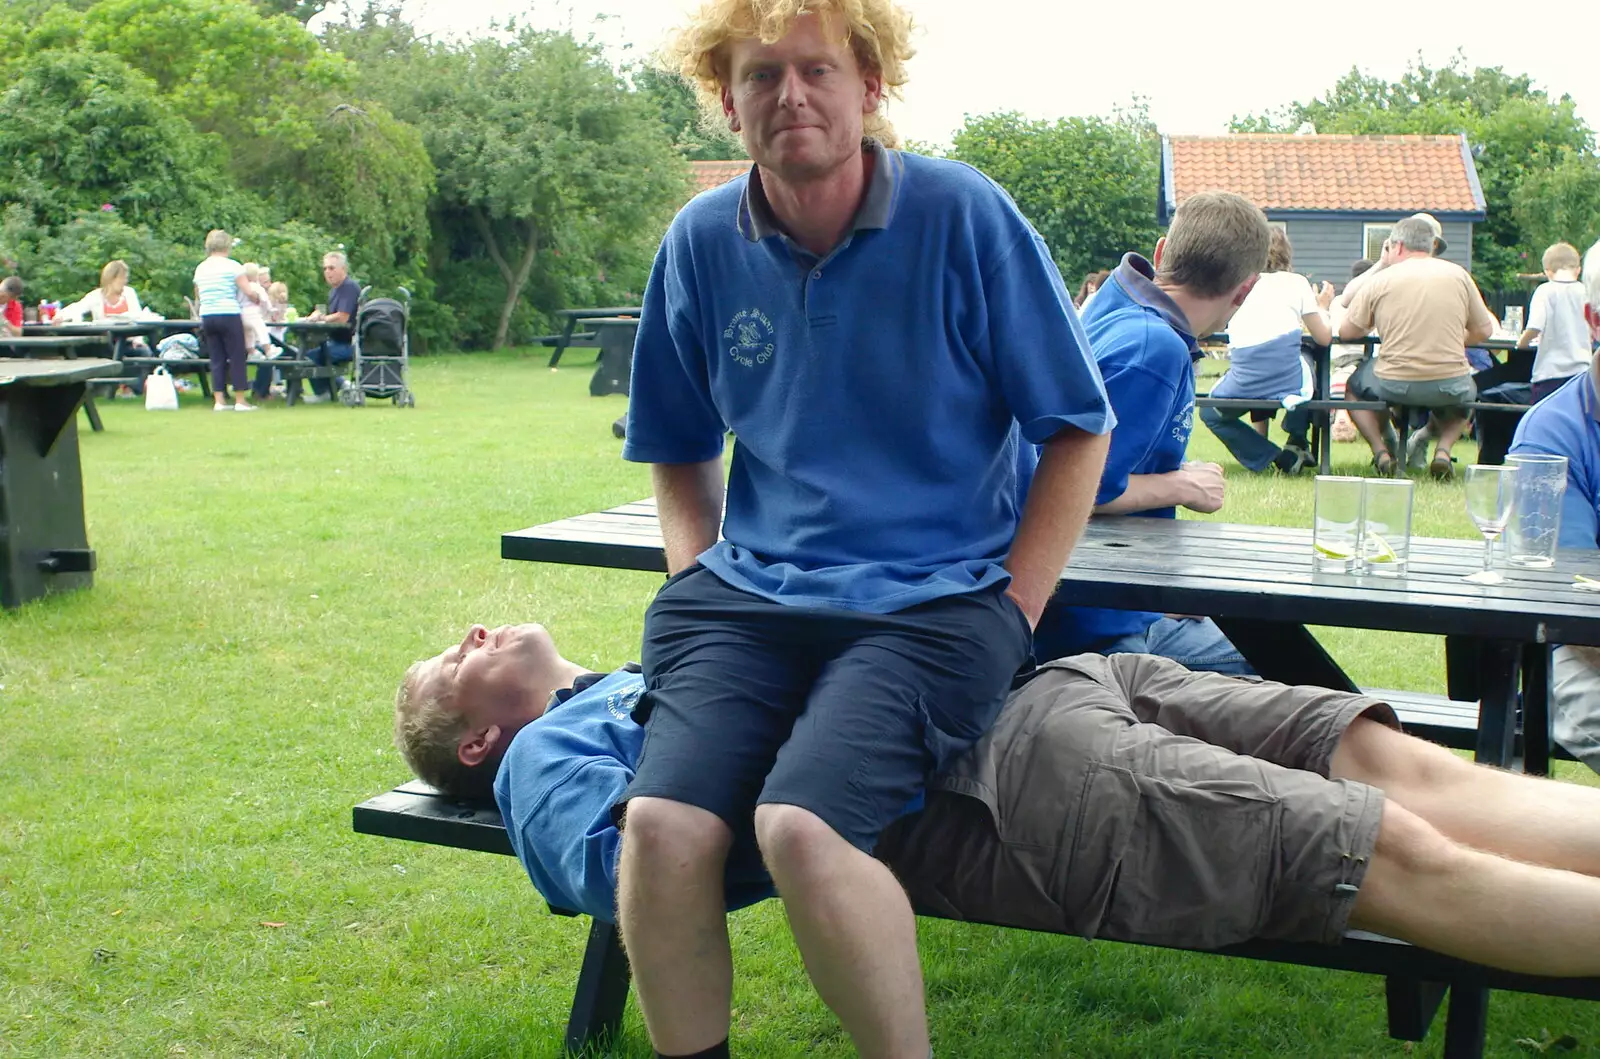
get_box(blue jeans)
[302,340,353,397]
[1097,616,1255,676]
[1199,404,1311,473]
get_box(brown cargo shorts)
[881,653,1400,951]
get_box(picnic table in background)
[0,358,121,608]
[543,307,641,369]
[0,333,115,431]
[586,317,639,397]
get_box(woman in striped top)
[192,229,257,412]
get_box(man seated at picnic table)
[1508,351,1600,773]
[1029,191,1266,676]
[1337,214,1497,479]
[294,251,360,404]
[392,620,1600,985]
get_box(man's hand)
[1177,461,1225,514]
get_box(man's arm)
[1337,282,1376,342]
[1464,278,1497,346]
[1004,427,1109,626]
[653,460,724,575]
[504,752,633,921]
[1095,462,1226,516]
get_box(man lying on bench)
[393,622,1600,975]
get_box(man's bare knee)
[1349,803,1467,934]
[623,796,733,870]
[755,803,848,880]
[1332,713,1475,791]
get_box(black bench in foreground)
[354,689,1592,1059]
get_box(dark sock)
[658,1042,730,1059]
[1271,449,1299,471]
[1285,435,1309,451]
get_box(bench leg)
[565,918,631,1055]
[1441,984,1489,1059]
[80,394,105,433]
[1385,977,1447,1041]
[1521,643,1552,777]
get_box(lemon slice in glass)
[1314,543,1354,561]
[1576,573,1600,587]
[1364,534,1398,563]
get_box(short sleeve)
[1528,284,1550,333]
[1344,277,1377,332]
[1293,274,1319,317]
[982,232,1113,444]
[622,234,728,464]
[1094,325,1183,506]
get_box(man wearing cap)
[1337,215,1496,478]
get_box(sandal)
[1430,454,1455,481]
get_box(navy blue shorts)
[618,566,1033,852]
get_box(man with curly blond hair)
[618,2,1114,1056]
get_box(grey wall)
[1273,215,1474,292]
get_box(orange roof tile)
[1161,134,1485,218]
[689,160,750,195]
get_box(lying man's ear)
[457,725,503,768]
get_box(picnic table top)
[25,320,166,336]
[0,357,120,387]
[554,306,642,320]
[0,334,100,350]
[502,500,1600,647]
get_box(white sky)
[318,0,1600,146]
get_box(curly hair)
[393,659,495,801]
[662,0,915,148]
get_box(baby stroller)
[342,286,414,407]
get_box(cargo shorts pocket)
[1097,776,1279,950]
[1057,762,1140,940]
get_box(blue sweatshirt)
[494,667,776,921]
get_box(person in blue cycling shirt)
[390,619,1600,1019]
[295,251,360,404]
[1509,353,1600,771]
[1030,192,1272,676]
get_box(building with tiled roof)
[1159,134,1487,286]
[688,159,749,198]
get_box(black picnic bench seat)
[353,683,1588,1058]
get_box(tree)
[948,110,1162,287]
[391,30,689,348]
[1232,56,1600,288]
[633,66,744,161]
[0,48,253,235]
[252,0,326,21]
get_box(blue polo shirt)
[623,142,1112,613]
[1509,366,1600,549]
[327,276,360,342]
[496,666,778,921]
[1031,253,1200,654]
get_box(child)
[239,262,273,355]
[0,275,23,337]
[1521,242,1592,401]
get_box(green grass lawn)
[5,350,1599,1058]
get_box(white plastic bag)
[144,366,179,411]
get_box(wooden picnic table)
[1,358,121,609]
[0,334,116,431]
[545,306,642,369]
[500,499,1600,1050]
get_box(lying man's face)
[413,624,566,756]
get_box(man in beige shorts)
[397,623,1600,997]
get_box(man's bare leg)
[1431,412,1469,460]
[1333,717,1600,875]
[755,804,928,1059]
[1347,406,1392,461]
[617,797,735,1055]
[1353,801,1600,976]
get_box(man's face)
[414,623,561,740]
[322,258,347,288]
[720,13,882,181]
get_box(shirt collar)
[737,139,898,242]
[1587,359,1600,425]
[1108,252,1200,357]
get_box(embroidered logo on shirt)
[1172,404,1194,445]
[605,683,643,720]
[724,309,775,367]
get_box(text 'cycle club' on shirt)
[622,142,1115,614]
